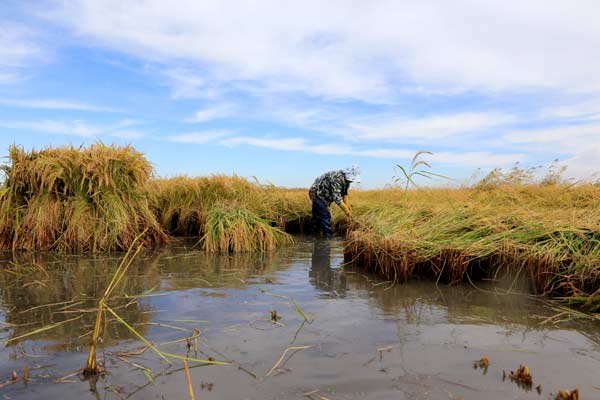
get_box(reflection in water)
[0,237,598,400]
[0,252,161,346]
[309,238,347,296]
[0,242,285,347]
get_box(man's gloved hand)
[339,202,352,217]
[342,195,352,212]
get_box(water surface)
[0,237,599,399]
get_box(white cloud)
[503,123,600,153]
[110,130,146,140]
[501,122,600,179]
[347,112,514,142]
[539,98,600,122]
[0,120,99,137]
[0,119,145,138]
[186,104,234,123]
[221,135,523,167]
[559,144,600,180]
[167,130,230,144]
[163,67,209,99]
[0,98,116,112]
[0,22,44,83]
[42,0,600,100]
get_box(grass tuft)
[200,202,294,252]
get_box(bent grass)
[200,203,294,252]
[340,184,600,312]
[84,234,228,376]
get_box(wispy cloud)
[539,98,600,122]
[0,21,44,83]
[185,104,234,123]
[0,119,146,138]
[167,130,230,144]
[560,144,600,180]
[0,120,99,136]
[346,112,515,142]
[221,136,354,155]
[221,135,524,167]
[0,98,117,112]
[503,123,600,154]
[110,130,146,139]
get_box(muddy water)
[0,237,599,399]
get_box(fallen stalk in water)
[265,345,313,377]
[83,234,146,376]
[184,359,195,400]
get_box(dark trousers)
[311,197,333,238]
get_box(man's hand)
[342,195,352,212]
[339,202,352,217]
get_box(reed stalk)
[83,234,145,375]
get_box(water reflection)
[308,238,348,297]
[0,252,162,347]
[0,244,284,347]
[304,238,600,342]
[0,238,598,400]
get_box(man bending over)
[309,164,360,238]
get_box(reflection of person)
[309,164,360,238]
[309,239,333,291]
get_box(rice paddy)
[1,143,599,314]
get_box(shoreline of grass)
[339,185,600,313]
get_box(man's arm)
[331,175,351,216]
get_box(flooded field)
[0,237,599,399]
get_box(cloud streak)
[0,98,117,112]
[220,135,524,167]
[0,119,146,139]
[167,130,230,144]
[346,112,515,142]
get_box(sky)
[1,0,600,188]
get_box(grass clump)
[0,143,167,252]
[149,175,310,236]
[200,202,294,252]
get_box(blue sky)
[1,1,600,188]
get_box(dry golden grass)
[149,175,310,236]
[200,202,294,252]
[340,184,600,312]
[0,146,308,253]
[0,143,167,252]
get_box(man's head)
[343,164,361,184]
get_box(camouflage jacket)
[309,170,350,205]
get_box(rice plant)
[340,184,600,312]
[200,202,294,252]
[0,143,167,252]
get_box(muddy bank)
[0,237,599,399]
